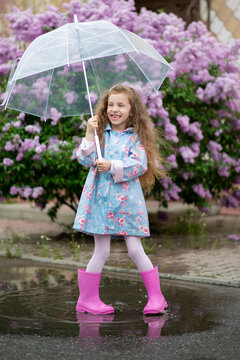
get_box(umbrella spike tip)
[74,14,78,23]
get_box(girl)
[74,84,168,315]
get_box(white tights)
[86,234,153,273]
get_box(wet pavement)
[0,257,240,360]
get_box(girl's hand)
[86,115,98,141]
[95,158,111,172]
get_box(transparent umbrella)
[2,16,172,159]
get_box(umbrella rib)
[66,24,70,66]
[44,67,54,120]
[115,27,138,53]
[121,28,173,68]
[73,27,120,41]
[12,37,63,81]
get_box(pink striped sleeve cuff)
[111,160,123,183]
[80,138,96,156]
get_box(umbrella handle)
[94,130,103,161]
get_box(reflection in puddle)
[0,264,218,338]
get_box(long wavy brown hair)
[95,84,167,191]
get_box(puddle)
[0,261,219,338]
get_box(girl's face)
[107,92,131,132]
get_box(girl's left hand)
[95,158,111,172]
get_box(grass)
[156,210,209,249]
[0,231,29,258]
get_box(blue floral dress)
[73,124,150,237]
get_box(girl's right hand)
[86,115,98,134]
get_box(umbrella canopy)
[3,19,172,120]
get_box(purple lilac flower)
[16,152,24,161]
[176,115,189,132]
[30,77,50,103]
[4,141,15,151]
[71,62,84,72]
[19,186,32,198]
[17,112,25,120]
[192,184,212,199]
[190,142,200,156]
[10,186,19,195]
[208,141,222,161]
[0,36,23,74]
[84,91,98,104]
[109,56,128,72]
[37,5,66,31]
[196,87,204,101]
[64,91,79,104]
[166,154,178,169]
[210,119,219,128]
[12,120,22,128]
[0,63,11,75]
[6,7,42,42]
[164,120,178,143]
[188,122,203,141]
[25,123,42,134]
[13,134,21,143]
[227,234,240,241]
[182,172,190,180]
[32,154,41,160]
[218,165,230,177]
[234,160,240,173]
[11,83,28,96]
[179,146,198,163]
[48,144,59,152]
[214,129,223,137]
[64,0,138,33]
[3,158,14,166]
[226,194,239,207]
[32,187,44,199]
[2,123,10,132]
[191,69,214,84]
[160,178,182,199]
[50,108,62,126]
[162,179,182,201]
[160,178,171,190]
[35,144,47,154]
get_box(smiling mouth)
[111,114,121,120]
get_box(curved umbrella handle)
[0,58,21,109]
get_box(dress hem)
[73,226,150,237]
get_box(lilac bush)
[0,0,240,218]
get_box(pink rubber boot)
[76,269,114,314]
[140,266,168,315]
